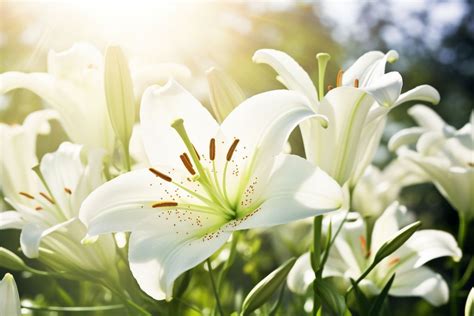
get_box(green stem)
[21,304,124,312]
[450,216,468,315]
[207,259,225,316]
[312,215,323,316]
[345,261,378,298]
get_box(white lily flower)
[287,203,462,306]
[352,159,427,218]
[0,111,116,274]
[0,273,21,316]
[0,42,190,154]
[390,105,474,220]
[253,49,440,187]
[79,80,343,300]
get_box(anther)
[148,168,172,182]
[180,154,196,175]
[209,138,216,161]
[35,206,43,211]
[388,257,400,267]
[327,85,333,92]
[152,201,178,208]
[336,69,344,87]
[354,79,359,88]
[40,192,55,204]
[19,192,34,200]
[64,187,72,194]
[226,139,240,161]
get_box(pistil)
[316,53,331,101]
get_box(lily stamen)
[336,69,343,87]
[40,192,55,204]
[388,257,400,267]
[209,138,216,161]
[226,139,240,161]
[180,153,196,175]
[64,187,72,194]
[152,201,178,208]
[354,79,359,88]
[149,168,172,182]
[35,206,42,211]
[19,192,34,200]
[193,145,201,160]
[327,85,333,92]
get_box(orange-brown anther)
[40,192,55,204]
[180,154,196,175]
[209,138,216,161]
[336,69,344,87]
[226,139,240,161]
[35,206,43,211]
[359,235,370,257]
[354,79,359,88]
[327,85,333,92]
[19,192,34,200]
[388,257,400,267]
[148,168,172,182]
[64,187,72,194]
[152,201,178,208]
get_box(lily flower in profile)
[253,49,440,187]
[390,105,474,221]
[352,158,427,219]
[0,273,21,316]
[287,203,462,306]
[0,42,190,155]
[0,111,117,275]
[79,80,344,300]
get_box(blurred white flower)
[287,203,462,306]
[0,42,190,155]
[0,273,21,316]
[253,49,440,187]
[0,111,117,275]
[466,287,474,316]
[390,105,474,220]
[80,80,343,300]
[352,159,427,218]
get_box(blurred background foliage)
[0,0,472,315]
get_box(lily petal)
[252,49,318,108]
[128,219,230,300]
[365,72,402,107]
[0,211,24,230]
[221,90,317,171]
[388,127,426,152]
[394,85,440,107]
[306,87,375,185]
[79,167,211,238]
[0,273,21,316]
[140,80,219,168]
[390,266,449,306]
[343,50,398,87]
[287,252,314,295]
[408,105,445,131]
[20,218,75,258]
[230,154,342,230]
[395,230,461,272]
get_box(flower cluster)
[0,43,472,315]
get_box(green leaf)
[241,257,296,316]
[368,274,395,316]
[373,221,421,265]
[349,278,369,315]
[104,45,135,168]
[0,247,27,271]
[313,278,346,316]
[207,67,245,123]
